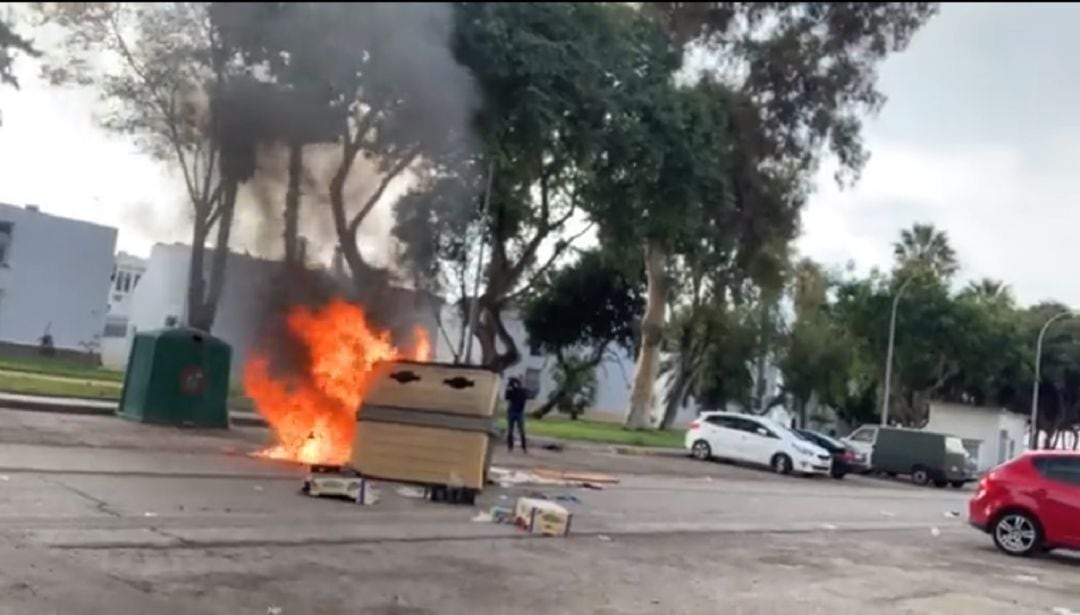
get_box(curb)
[0,394,269,430]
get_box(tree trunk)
[625,241,667,430]
[530,395,562,419]
[283,141,303,266]
[660,358,692,430]
[186,218,209,330]
[193,179,238,333]
[475,296,520,373]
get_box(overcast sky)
[0,4,1077,306]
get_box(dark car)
[795,429,869,479]
[969,450,1080,556]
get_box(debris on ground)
[930,527,941,537]
[489,505,514,524]
[0,475,10,481]
[266,606,283,615]
[944,510,959,518]
[488,466,619,488]
[471,511,494,523]
[553,494,582,504]
[1013,574,1040,584]
[597,534,612,542]
[1052,608,1080,615]
[143,512,158,518]
[253,485,264,492]
[514,497,572,536]
[395,486,427,499]
[880,511,896,517]
[541,442,564,452]
[820,523,838,531]
[301,469,378,505]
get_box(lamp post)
[881,276,915,426]
[1030,310,1071,449]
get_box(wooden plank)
[532,468,621,485]
[365,362,500,417]
[351,422,489,489]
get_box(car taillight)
[842,450,853,461]
[689,420,701,430]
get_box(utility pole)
[881,276,914,426]
[1030,310,1071,449]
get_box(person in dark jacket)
[505,377,528,453]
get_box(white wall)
[122,243,440,382]
[101,251,148,368]
[926,402,1027,472]
[0,203,116,352]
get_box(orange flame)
[412,325,431,362]
[243,298,408,465]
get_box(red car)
[968,450,1080,556]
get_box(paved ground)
[0,408,1074,614]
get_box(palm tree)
[893,223,959,279]
[961,278,1014,308]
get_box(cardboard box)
[514,497,572,536]
[353,361,498,491]
[303,474,377,505]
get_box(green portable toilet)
[118,328,231,428]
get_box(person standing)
[505,377,528,453]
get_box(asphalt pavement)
[0,408,1073,614]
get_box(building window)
[103,317,128,338]
[0,221,13,265]
[524,367,541,397]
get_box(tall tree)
[893,222,959,279]
[612,2,938,429]
[42,2,264,331]
[0,17,37,106]
[521,250,643,419]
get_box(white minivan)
[685,411,833,475]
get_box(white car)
[685,411,833,475]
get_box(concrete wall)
[0,203,116,353]
[926,401,1027,472]
[101,252,147,368]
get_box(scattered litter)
[471,511,494,523]
[514,497,572,536]
[266,606,283,615]
[1052,608,1080,615]
[498,494,509,501]
[944,511,959,518]
[0,475,9,481]
[489,505,514,524]
[820,523,838,531]
[253,485,264,492]
[533,468,620,485]
[526,491,550,500]
[143,512,158,518]
[582,482,604,490]
[879,511,896,517]
[396,486,427,499]
[703,476,713,482]
[553,494,582,504]
[1013,574,1040,584]
[541,442,564,452]
[930,527,941,537]
[597,534,612,542]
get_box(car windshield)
[945,437,967,455]
[802,430,844,449]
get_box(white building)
[120,243,439,379]
[101,251,147,367]
[925,401,1028,472]
[0,203,116,356]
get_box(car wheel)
[949,481,965,489]
[830,470,847,480]
[933,479,948,488]
[992,511,1043,557]
[911,466,931,486]
[691,440,712,461]
[770,453,793,475]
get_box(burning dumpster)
[351,360,498,500]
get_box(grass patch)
[0,356,125,382]
[0,372,121,399]
[500,416,684,448]
[0,371,256,410]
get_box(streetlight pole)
[881,277,914,426]
[1030,310,1071,449]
